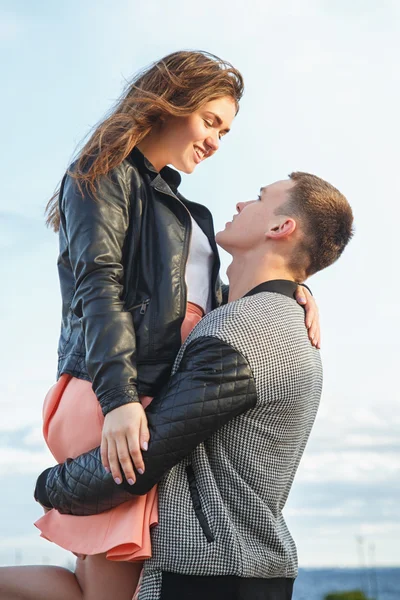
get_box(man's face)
[216,179,296,253]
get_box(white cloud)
[0,381,52,433]
[0,534,46,550]
[344,434,400,448]
[359,521,400,536]
[287,498,367,519]
[22,427,45,447]
[0,534,71,567]
[0,447,55,476]
[298,451,400,483]
[316,403,390,431]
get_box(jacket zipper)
[186,465,215,543]
[130,298,150,315]
[153,184,192,314]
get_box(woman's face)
[159,96,237,174]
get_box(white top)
[185,216,213,314]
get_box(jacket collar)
[244,279,298,300]
[129,146,182,194]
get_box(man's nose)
[236,201,247,213]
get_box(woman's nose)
[236,201,246,213]
[205,132,219,154]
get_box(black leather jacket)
[56,147,223,415]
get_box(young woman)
[0,50,318,600]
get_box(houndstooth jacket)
[35,280,322,599]
[137,280,322,598]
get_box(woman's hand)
[100,403,150,486]
[295,285,321,349]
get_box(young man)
[35,172,354,599]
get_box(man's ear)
[265,218,297,240]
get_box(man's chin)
[215,230,230,252]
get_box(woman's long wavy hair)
[46,50,244,231]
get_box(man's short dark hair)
[278,172,354,278]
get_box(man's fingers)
[116,437,136,485]
[107,440,123,484]
[100,437,110,473]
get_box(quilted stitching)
[45,337,257,515]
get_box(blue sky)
[1,0,399,568]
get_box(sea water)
[293,568,399,600]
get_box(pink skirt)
[34,303,203,561]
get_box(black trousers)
[160,572,294,600]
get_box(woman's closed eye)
[203,118,224,140]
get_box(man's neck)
[227,254,296,302]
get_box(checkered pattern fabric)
[138,291,322,599]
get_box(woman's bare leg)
[75,555,142,600]
[0,555,142,600]
[0,565,83,600]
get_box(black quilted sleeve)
[39,337,257,516]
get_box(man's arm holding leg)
[35,336,257,516]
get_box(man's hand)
[100,403,150,485]
[295,285,321,349]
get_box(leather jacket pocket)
[186,465,215,543]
